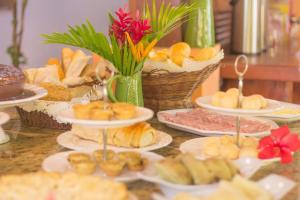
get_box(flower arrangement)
[42,1,199,76]
[258,126,300,164]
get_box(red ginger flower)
[110,6,151,44]
[258,125,300,163]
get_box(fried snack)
[73,101,109,120]
[204,158,233,181]
[180,153,215,184]
[210,180,251,200]
[71,160,96,175]
[190,44,221,61]
[99,159,126,177]
[67,153,91,164]
[211,91,226,107]
[62,47,74,72]
[242,96,262,110]
[111,103,137,120]
[226,88,239,97]
[220,143,239,160]
[118,151,146,171]
[65,50,90,78]
[90,110,114,120]
[155,158,193,185]
[93,150,116,162]
[220,93,238,109]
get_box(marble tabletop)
[1,108,300,200]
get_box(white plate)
[152,174,296,200]
[57,107,154,128]
[42,150,163,182]
[57,131,173,152]
[260,102,300,122]
[0,84,48,108]
[158,109,278,137]
[139,156,263,196]
[179,137,280,164]
[196,96,283,115]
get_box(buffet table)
[1,108,300,200]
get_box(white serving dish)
[0,84,48,108]
[260,102,300,122]
[57,106,154,128]
[42,150,163,182]
[57,130,173,152]
[196,96,283,115]
[158,109,278,137]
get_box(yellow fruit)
[169,42,191,66]
[190,44,221,61]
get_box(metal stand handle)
[234,55,249,146]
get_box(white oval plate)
[196,96,283,115]
[179,137,280,164]
[158,109,278,137]
[260,102,300,122]
[139,157,264,194]
[152,174,296,200]
[0,84,48,108]
[57,107,154,128]
[57,131,173,152]
[42,150,163,182]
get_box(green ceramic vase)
[107,72,144,106]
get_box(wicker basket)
[17,107,71,130]
[142,62,220,112]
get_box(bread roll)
[220,93,238,108]
[252,94,267,108]
[212,91,226,107]
[226,88,239,97]
[169,42,191,66]
[241,96,262,110]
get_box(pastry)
[65,50,90,78]
[251,94,267,108]
[90,109,114,120]
[148,49,169,61]
[118,151,146,171]
[0,64,25,100]
[67,152,91,164]
[71,160,96,175]
[211,91,226,107]
[155,157,193,185]
[204,158,233,181]
[190,44,221,61]
[93,149,116,162]
[180,154,215,184]
[0,172,129,200]
[220,93,238,108]
[72,122,157,148]
[242,95,262,110]
[111,103,136,120]
[220,143,239,160]
[62,47,74,72]
[99,159,126,177]
[169,42,191,66]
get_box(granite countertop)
[1,109,300,200]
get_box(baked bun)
[169,42,191,66]
[220,93,238,108]
[190,43,221,61]
[211,91,226,107]
[241,96,262,110]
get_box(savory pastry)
[220,143,240,160]
[0,172,129,200]
[93,149,116,162]
[155,157,193,185]
[71,160,96,175]
[251,94,267,108]
[0,64,25,100]
[90,109,114,120]
[180,154,215,184]
[211,91,226,107]
[169,42,191,66]
[241,96,263,110]
[111,103,136,120]
[220,93,238,109]
[72,122,157,148]
[226,88,239,97]
[118,151,147,171]
[204,158,233,181]
[67,152,91,164]
[99,159,126,177]
[190,44,221,61]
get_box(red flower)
[110,6,151,44]
[258,125,300,163]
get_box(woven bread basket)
[142,62,220,112]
